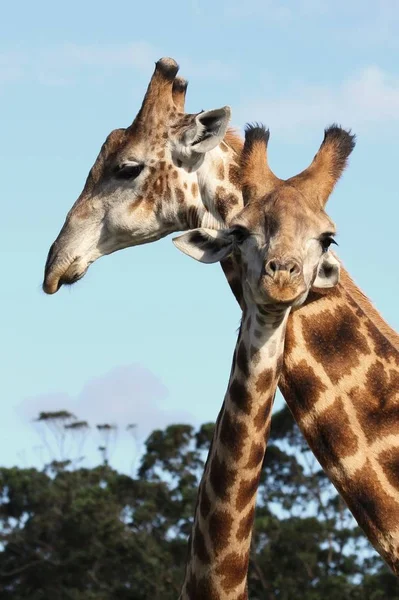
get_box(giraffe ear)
[312,252,340,289]
[173,228,233,263]
[183,107,231,154]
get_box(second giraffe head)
[174,124,355,309]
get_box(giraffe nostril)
[289,262,301,276]
[266,260,278,277]
[265,258,301,279]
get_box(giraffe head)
[43,57,232,294]
[174,124,355,308]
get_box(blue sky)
[1,0,399,472]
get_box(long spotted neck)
[180,304,290,600]
[280,266,399,574]
[181,139,399,572]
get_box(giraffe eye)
[320,235,337,253]
[232,226,250,245]
[115,163,144,180]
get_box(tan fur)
[224,128,244,155]
[172,76,188,112]
[287,125,356,208]
[241,134,282,203]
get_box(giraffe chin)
[263,284,307,307]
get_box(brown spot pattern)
[236,507,255,541]
[236,475,260,512]
[191,182,199,198]
[250,345,261,366]
[209,453,236,500]
[215,185,239,221]
[236,341,249,378]
[301,305,371,384]
[175,187,185,203]
[186,573,219,600]
[304,397,359,469]
[379,447,399,492]
[193,523,211,564]
[209,509,233,552]
[366,321,399,366]
[217,160,225,180]
[253,396,274,431]
[246,441,266,469]
[350,361,399,443]
[229,163,241,188]
[256,368,274,394]
[199,485,212,520]
[280,360,328,420]
[216,551,249,592]
[219,409,247,461]
[229,379,253,415]
[343,460,399,550]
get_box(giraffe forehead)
[90,107,197,180]
[90,127,171,182]
[86,128,136,182]
[237,193,335,238]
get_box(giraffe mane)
[340,267,399,351]
[224,127,244,155]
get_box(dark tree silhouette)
[0,408,397,599]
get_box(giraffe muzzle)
[43,243,89,294]
[261,258,306,304]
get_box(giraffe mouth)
[43,257,90,294]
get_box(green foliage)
[0,408,397,599]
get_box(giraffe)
[172,122,351,598]
[42,58,399,574]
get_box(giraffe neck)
[180,305,290,600]
[280,266,399,574]
[179,138,399,573]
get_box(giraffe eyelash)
[319,234,338,252]
[115,163,144,180]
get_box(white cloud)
[16,364,195,471]
[236,66,399,136]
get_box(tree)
[0,409,397,599]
